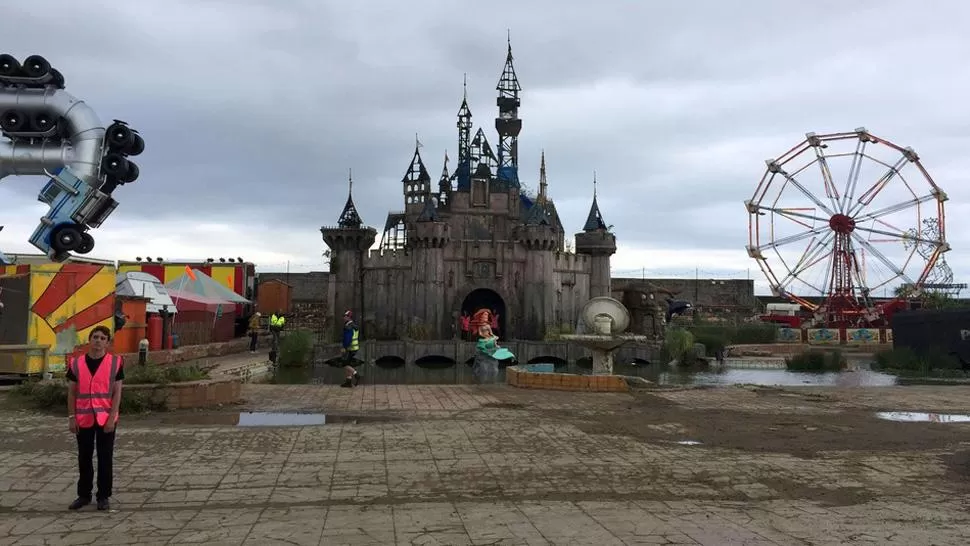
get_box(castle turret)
[469,128,497,207]
[321,170,377,337]
[403,137,433,215]
[575,174,616,298]
[455,76,473,191]
[521,151,559,337]
[495,36,522,188]
[410,153,451,337]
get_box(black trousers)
[249,332,258,351]
[76,424,115,500]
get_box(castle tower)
[469,128,497,207]
[411,156,451,337]
[321,170,377,337]
[455,76,473,191]
[495,36,522,188]
[575,174,616,298]
[521,151,559,337]
[403,136,433,214]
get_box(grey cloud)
[1,0,968,287]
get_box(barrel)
[147,314,163,351]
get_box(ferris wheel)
[745,128,949,327]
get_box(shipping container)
[0,262,116,375]
[257,279,292,314]
[891,308,970,366]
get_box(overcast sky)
[1,0,968,296]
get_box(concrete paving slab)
[0,384,969,545]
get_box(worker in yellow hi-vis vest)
[269,311,285,348]
[340,310,361,388]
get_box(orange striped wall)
[2,264,31,276]
[0,263,115,374]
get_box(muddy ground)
[565,386,966,458]
[3,384,970,544]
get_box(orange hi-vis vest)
[70,353,121,428]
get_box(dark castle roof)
[583,194,608,232]
[524,200,551,226]
[337,176,363,228]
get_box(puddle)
[875,411,970,423]
[657,369,898,387]
[675,440,703,446]
[161,412,396,427]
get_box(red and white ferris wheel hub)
[745,128,950,327]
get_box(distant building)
[612,278,759,312]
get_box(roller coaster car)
[0,54,64,89]
[29,167,118,262]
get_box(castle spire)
[583,172,608,232]
[402,138,432,206]
[455,74,473,190]
[437,150,451,207]
[538,149,548,203]
[337,168,363,228]
[524,149,552,226]
[495,34,522,188]
[440,150,450,180]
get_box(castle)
[321,41,616,341]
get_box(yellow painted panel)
[28,265,59,307]
[30,268,76,345]
[26,265,116,374]
[0,347,48,375]
[164,264,188,284]
[118,264,141,275]
[26,354,45,375]
[211,265,235,291]
[31,263,66,273]
[72,269,115,341]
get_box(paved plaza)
[1,383,969,545]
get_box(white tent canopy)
[116,271,178,314]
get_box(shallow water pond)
[270,359,902,388]
[653,368,898,387]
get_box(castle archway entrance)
[461,288,506,340]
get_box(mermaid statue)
[470,309,514,383]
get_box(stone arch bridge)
[314,340,660,368]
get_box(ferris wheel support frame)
[746,128,950,328]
